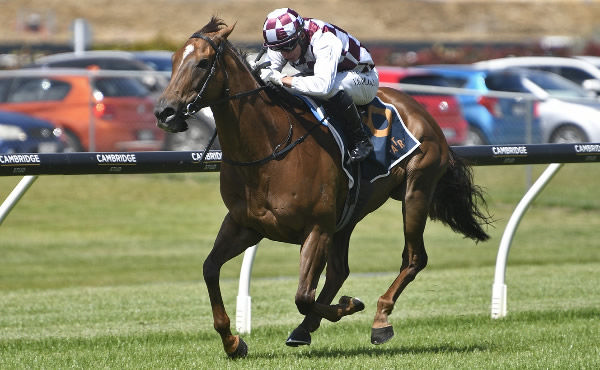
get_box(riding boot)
[329,91,373,163]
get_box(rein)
[185,32,318,167]
[221,120,320,167]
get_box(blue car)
[419,65,542,145]
[0,110,64,153]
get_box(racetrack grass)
[1,269,598,368]
[1,164,599,368]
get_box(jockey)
[260,7,379,163]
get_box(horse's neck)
[212,100,284,160]
[212,59,289,162]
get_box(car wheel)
[465,126,487,146]
[163,114,219,151]
[549,124,588,143]
[63,130,83,152]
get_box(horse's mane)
[196,16,228,35]
[193,16,308,111]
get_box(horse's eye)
[197,59,210,69]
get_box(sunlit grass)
[0,163,599,367]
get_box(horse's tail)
[429,149,492,242]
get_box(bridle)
[180,32,319,167]
[183,32,267,117]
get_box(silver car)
[484,68,600,143]
[475,56,600,96]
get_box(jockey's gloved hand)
[260,69,285,86]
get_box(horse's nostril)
[155,107,176,122]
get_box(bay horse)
[154,17,491,359]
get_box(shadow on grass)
[248,343,492,360]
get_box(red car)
[0,69,164,152]
[377,66,468,145]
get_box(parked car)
[377,66,468,145]
[474,56,600,96]
[29,50,168,94]
[131,50,173,74]
[0,70,164,152]
[419,65,541,145]
[483,68,600,143]
[0,110,64,153]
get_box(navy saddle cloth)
[297,95,421,186]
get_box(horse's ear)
[218,22,236,40]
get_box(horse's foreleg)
[294,226,329,316]
[296,228,365,322]
[203,213,262,358]
[288,229,356,346]
[289,226,365,346]
[302,228,356,329]
[371,176,433,345]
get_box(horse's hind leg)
[371,156,441,345]
[203,213,262,358]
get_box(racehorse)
[154,17,491,359]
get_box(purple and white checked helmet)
[262,8,304,48]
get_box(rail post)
[0,175,38,226]
[236,244,258,333]
[490,163,564,318]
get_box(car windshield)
[400,75,450,96]
[94,77,149,97]
[436,76,469,88]
[41,58,148,71]
[136,57,172,72]
[527,72,591,99]
[401,75,450,87]
[1,78,71,103]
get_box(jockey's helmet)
[262,8,304,51]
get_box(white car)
[474,56,600,96]
[484,68,600,143]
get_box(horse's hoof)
[339,296,365,313]
[227,336,248,359]
[371,326,394,345]
[286,326,311,347]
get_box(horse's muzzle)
[154,106,189,133]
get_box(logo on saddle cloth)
[360,97,421,182]
[297,95,420,183]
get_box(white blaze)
[180,44,195,69]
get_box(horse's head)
[154,17,235,133]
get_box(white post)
[236,244,258,333]
[73,18,86,55]
[0,175,38,226]
[491,163,563,318]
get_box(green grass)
[1,164,599,368]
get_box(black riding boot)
[329,91,373,163]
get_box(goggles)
[270,37,299,52]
